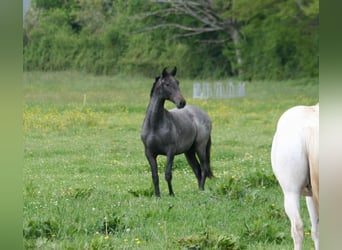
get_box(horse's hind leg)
[195,138,212,190]
[306,196,319,250]
[184,149,201,187]
[284,192,304,250]
[197,155,209,190]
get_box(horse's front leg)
[165,153,175,196]
[145,150,160,197]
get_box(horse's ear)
[162,67,168,78]
[171,67,177,76]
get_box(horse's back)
[170,105,212,137]
[276,104,318,133]
[271,104,319,195]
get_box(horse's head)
[156,67,186,108]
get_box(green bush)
[24,219,59,239]
[177,231,244,250]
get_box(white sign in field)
[193,82,246,99]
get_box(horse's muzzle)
[176,98,186,109]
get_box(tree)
[238,0,318,79]
[136,0,318,79]
[139,0,243,76]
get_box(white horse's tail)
[306,104,319,215]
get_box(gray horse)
[141,67,213,197]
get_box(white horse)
[271,104,319,250]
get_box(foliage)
[23,0,318,80]
[177,231,243,250]
[23,71,318,249]
[238,0,319,80]
[24,219,59,239]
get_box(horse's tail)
[206,135,214,178]
[307,126,319,216]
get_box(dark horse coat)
[141,67,213,197]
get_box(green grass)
[23,71,318,249]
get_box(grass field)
[23,71,318,249]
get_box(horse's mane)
[150,76,160,97]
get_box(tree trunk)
[230,0,242,77]
[230,27,243,76]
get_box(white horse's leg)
[284,192,303,250]
[306,196,319,250]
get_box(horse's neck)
[145,96,167,128]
